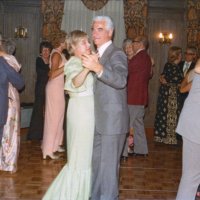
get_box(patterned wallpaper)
[41,0,200,56]
[41,0,147,43]
[124,0,148,39]
[187,0,200,56]
[41,0,64,45]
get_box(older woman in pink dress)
[42,32,67,159]
[0,38,22,173]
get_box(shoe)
[57,146,65,153]
[43,154,60,160]
[133,153,148,157]
[121,156,128,162]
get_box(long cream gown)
[43,56,94,200]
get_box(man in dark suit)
[0,56,24,144]
[179,46,197,109]
[126,35,152,156]
[82,15,129,200]
[179,46,197,76]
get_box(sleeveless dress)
[42,49,67,156]
[43,56,94,200]
[0,55,21,172]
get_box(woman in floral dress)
[154,46,183,145]
[0,39,22,172]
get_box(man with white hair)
[82,15,129,200]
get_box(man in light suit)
[176,59,200,200]
[82,16,129,200]
[0,56,24,144]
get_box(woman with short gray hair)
[0,38,22,173]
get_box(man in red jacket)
[127,35,152,156]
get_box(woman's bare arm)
[180,74,192,93]
[194,59,200,74]
[72,68,90,88]
[48,52,64,79]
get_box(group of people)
[41,16,129,200]
[153,45,200,200]
[154,46,197,145]
[121,34,200,200]
[1,14,200,200]
[27,32,68,159]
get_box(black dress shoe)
[133,153,148,157]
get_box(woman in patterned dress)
[0,39,22,172]
[154,46,183,145]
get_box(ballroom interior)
[0,0,199,199]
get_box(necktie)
[184,62,190,76]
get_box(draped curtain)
[61,0,125,48]
[187,0,200,56]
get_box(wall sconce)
[15,26,28,39]
[158,32,173,44]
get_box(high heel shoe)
[57,146,65,153]
[43,154,59,160]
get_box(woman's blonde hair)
[168,46,182,64]
[66,30,88,56]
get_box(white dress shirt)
[96,40,112,77]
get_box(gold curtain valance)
[187,0,200,56]
[81,0,109,11]
[124,0,148,39]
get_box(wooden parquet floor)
[0,128,182,200]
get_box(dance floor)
[0,128,182,200]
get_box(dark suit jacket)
[127,49,152,106]
[179,60,196,76]
[179,60,196,109]
[0,57,24,126]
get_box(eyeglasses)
[185,52,195,55]
[133,40,140,43]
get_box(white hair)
[122,38,132,49]
[92,15,114,31]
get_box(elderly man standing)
[127,35,152,156]
[0,56,24,144]
[82,16,129,200]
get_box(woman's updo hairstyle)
[168,46,182,64]
[51,31,67,48]
[66,30,88,56]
